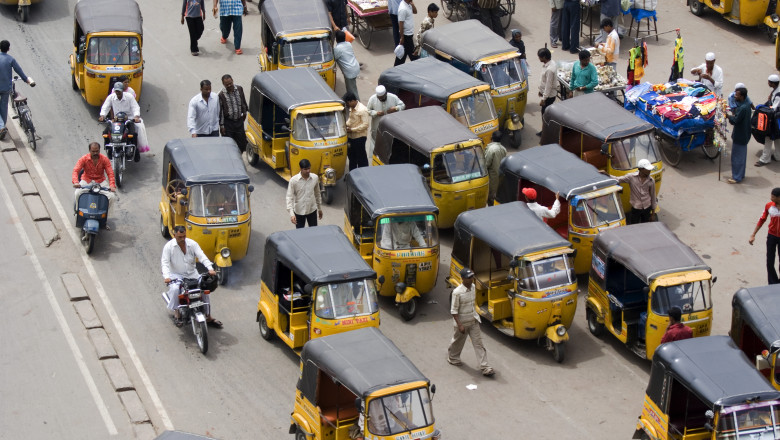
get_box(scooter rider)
[161,225,223,328]
[72,142,116,218]
[98,82,141,161]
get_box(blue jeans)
[220,15,243,49]
[0,90,10,130]
[731,142,747,182]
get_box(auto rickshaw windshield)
[367,388,435,436]
[314,280,379,319]
[377,215,438,250]
[293,111,345,141]
[188,183,249,217]
[432,147,487,184]
[87,36,141,65]
[609,134,661,171]
[480,58,525,89]
[718,403,780,437]
[651,281,711,316]
[518,255,575,292]
[449,91,496,126]
[572,193,623,228]
[280,37,333,66]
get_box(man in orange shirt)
[597,18,619,71]
[72,142,116,217]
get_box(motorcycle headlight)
[325,168,336,179]
[220,248,231,259]
[556,326,566,337]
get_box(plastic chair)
[628,8,657,41]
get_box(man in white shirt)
[523,187,561,220]
[187,79,221,137]
[380,220,426,249]
[286,159,323,228]
[537,47,557,137]
[690,52,723,97]
[394,0,418,66]
[99,82,142,160]
[161,225,220,327]
[366,85,405,150]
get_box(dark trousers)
[627,207,653,225]
[223,118,248,152]
[185,17,205,52]
[390,14,400,47]
[479,6,504,37]
[767,234,780,284]
[347,137,368,170]
[295,211,318,229]
[541,97,556,115]
[196,130,219,137]
[219,15,243,49]
[394,36,418,66]
[560,1,580,52]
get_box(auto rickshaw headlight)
[221,248,231,259]
[325,168,336,179]
[556,326,566,337]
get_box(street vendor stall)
[348,0,391,49]
[556,56,628,103]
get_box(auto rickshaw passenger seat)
[582,149,608,170]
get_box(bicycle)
[10,75,38,151]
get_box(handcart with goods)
[556,60,627,104]
[439,0,514,30]
[348,0,392,49]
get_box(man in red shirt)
[72,142,116,216]
[749,187,780,284]
[660,306,693,344]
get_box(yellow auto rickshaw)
[258,0,336,89]
[372,106,488,228]
[422,19,528,147]
[540,93,663,214]
[633,335,780,440]
[159,138,253,286]
[587,222,714,360]
[290,327,441,440]
[245,68,347,204]
[689,0,780,40]
[446,202,577,363]
[379,57,499,145]
[343,165,439,321]
[70,0,144,107]
[2,0,41,22]
[731,284,780,390]
[256,225,380,353]
[495,143,626,274]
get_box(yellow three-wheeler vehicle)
[633,335,780,440]
[159,138,253,286]
[245,68,347,204]
[258,0,336,89]
[587,222,714,360]
[689,0,780,40]
[2,0,41,22]
[372,106,488,228]
[422,19,528,147]
[290,327,441,440]
[70,0,144,106]
[344,165,439,321]
[379,57,499,145]
[495,143,625,274]
[731,284,780,390]
[257,225,380,353]
[540,93,663,213]
[447,202,578,363]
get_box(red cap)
[522,188,537,200]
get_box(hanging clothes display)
[628,44,647,85]
[668,34,684,82]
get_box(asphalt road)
[1,0,779,439]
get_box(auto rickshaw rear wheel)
[689,0,705,16]
[552,342,565,363]
[246,147,259,167]
[160,215,171,239]
[586,308,605,337]
[72,73,78,91]
[258,312,273,340]
[399,297,417,321]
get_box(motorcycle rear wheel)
[192,317,209,354]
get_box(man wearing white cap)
[757,74,780,167]
[366,85,405,155]
[612,159,657,224]
[690,52,723,97]
[729,82,752,111]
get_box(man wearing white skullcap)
[366,85,405,156]
[690,52,723,97]
[757,74,780,166]
[728,82,752,111]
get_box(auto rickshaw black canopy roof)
[251,68,343,113]
[265,225,376,284]
[421,20,518,65]
[375,107,481,156]
[454,202,571,258]
[652,336,780,408]
[732,285,780,351]
[499,144,618,199]
[345,164,438,220]
[300,327,429,399]
[542,93,654,141]
[163,138,249,186]
[378,57,488,103]
[594,222,710,284]
[261,0,331,38]
[74,0,143,35]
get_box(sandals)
[207,318,223,329]
[482,367,496,377]
[174,317,184,328]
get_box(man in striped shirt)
[750,187,780,284]
[218,74,248,152]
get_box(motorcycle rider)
[98,82,141,162]
[72,142,116,222]
[161,225,223,328]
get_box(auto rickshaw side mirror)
[180,188,188,196]
[711,276,717,284]
[304,284,313,296]
[378,275,385,285]
[422,163,430,171]
[600,144,611,157]
[509,260,519,269]
[248,185,255,193]
[355,398,363,412]
[431,384,436,395]
[642,286,650,295]
[280,125,290,132]
[704,410,714,431]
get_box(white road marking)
[24,150,174,431]
[0,174,118,435]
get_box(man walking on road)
[537,47,556,136]
[749,187,780,284]
[213,0,248,54]
[0,40,34,140]
[218,74,248,152]
[483,131,506,206]
[181,0,206,56]
[188,80,220,137]
[394,0,418,66]
[286,159,323,228]
[448,267,495,376]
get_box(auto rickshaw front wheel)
[586,308,605,337]
[216,266,229,285]
[552,342,565,363]
[323,186,334,205]
[294,427,307,440]
[245,147,259,167]
[689,0,705,16]
[258,312,273,341]
[398,297,417,321]
[18,5,29,22]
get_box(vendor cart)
[556,61,627,104]
[439,0,515,30]
[348,0,392,49]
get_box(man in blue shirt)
[334,30,360,100]
[0,40,34,140]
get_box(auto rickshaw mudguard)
[504,117,523,131]
[214,253,233,268]
[257,303,276,330]
[395,286,421,304]
[765,15,780,29]
[545,324,569,344]
[586,297,606,324]
[289,415,314,439]
[634,418,658,440]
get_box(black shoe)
[535,131,542,137]
[0,127,7,140]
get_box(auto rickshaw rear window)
[388,140,428,168]
[280,38,333,66]
[367,389,434,436]
[87,37,141,65]
[610,134,660,171]
[668,377,709,431]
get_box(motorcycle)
[74,183,110,255]
[162,274,217,354]
[101,111,137,188]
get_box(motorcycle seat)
[13,93,27,103]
